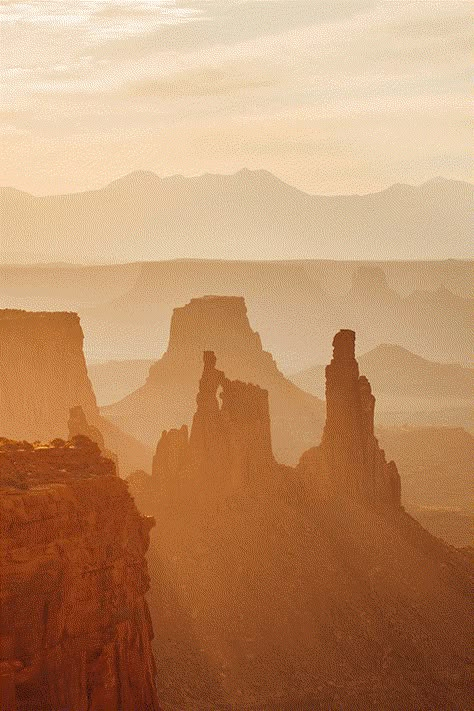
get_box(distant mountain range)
[1,170,472,262]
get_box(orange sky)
[0,0,471,195]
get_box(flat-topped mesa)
[0,309,151,476]
[153,352,274,498]
[165,296,264,364]
[301,330,401,509]
[0,310,98,441]
[104,295,325,467]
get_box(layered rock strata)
[0,437,159,711]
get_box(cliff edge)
[0,437,160,711]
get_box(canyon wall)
[0,309,151,475]
[0,437,159,711]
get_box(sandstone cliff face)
[0,309,151,475]
[0,438,159,711]
[103,295,324,465]
[298,330,401,509]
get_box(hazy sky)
[1,0,471,195]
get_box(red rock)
[152,352,274,499]
[127,334,472,711]
[103,296,325,465]
[0,439,160,710]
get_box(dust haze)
[0,2,472,710]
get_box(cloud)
[87,0,376,60]
[127,60,282,98]
[1,0,471,194]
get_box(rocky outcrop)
[103,296,325,465]
[68,405,119,474]
[152,426,189,486]
[68,405,106,450]
[152,351,274,498]
[298,330,401,509]
[0,438,159,711]
[0,309,151,475]
[128,336,473,711]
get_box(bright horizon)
[1,0,471,196]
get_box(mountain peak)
[106,170,160,190]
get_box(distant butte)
[102,295,325,465]
[0,309,151,475]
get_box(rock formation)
[68,404,119,474]
[152,351,274,498]
[0,437,160,711]
[298,330,401,509]
[290,342,474,432]
[129,334,473,710]
[0,309,151,475]
[68,405,106,450]
[348,265,400,306]
[0,310,97,442]
[152,425,189,488]
[103,296,325,465]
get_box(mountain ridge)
[1,169,470,199]
[2,170,471,262]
